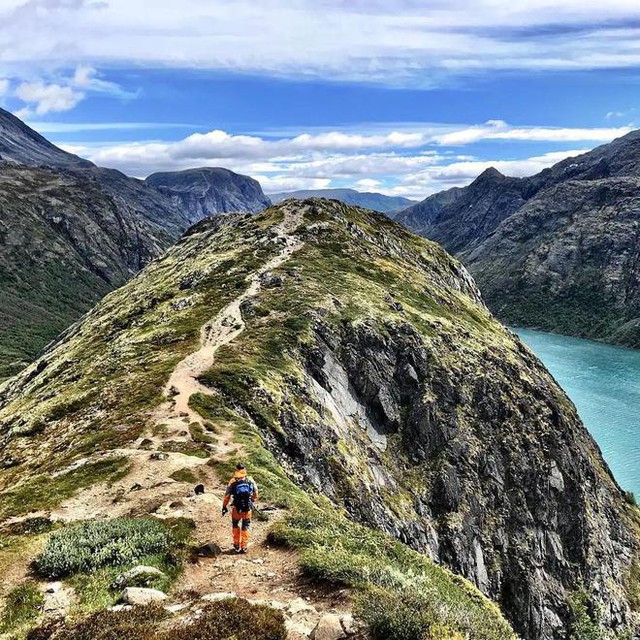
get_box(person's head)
[236,463,245,471]
[234,462,247,477]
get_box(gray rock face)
[271,315,638,640]
[396,129,640,346]
[270,188,416,215]
[146,167,271,224]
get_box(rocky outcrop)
[0,200,637,639]
[146,167,270,224]
[396,129,640,347]
[270,188,415,215]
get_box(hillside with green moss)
[0,199,638,639]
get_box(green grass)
[159,440,210,458]
[188,422,217,445]
[0,458,130,521]
[169,468,198,484]
[0,582,44,635]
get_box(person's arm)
[222,480,233,514]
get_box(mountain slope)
[146,167,271,224]
[0,163,181,379]
[0,109,92,168]
[0,109,275,378]
[270,188,415,214]
[0,199,637,639]
[396,130,640,346]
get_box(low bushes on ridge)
[34,518,173,579]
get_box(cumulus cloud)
[7,65,131,117]
[432,120,632,145]
[3,1,640,85]
[15,81,83,116]
[57,120,620,198]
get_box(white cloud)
[0,79,8,97]
[56,120,619,199]
[15,81,83,116]
[8,65,131,117]
[355,178,381,189]
[432,120,632,145]
[3,1,640,85]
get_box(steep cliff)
[395,130,640,347]
[1,199,637,639]
[146,167,271,224]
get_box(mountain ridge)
[1,199,637,639]
[270,187,415,214]
[396,129,640,346]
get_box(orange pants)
[231,507,252,549]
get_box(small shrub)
[171,599,287,640]
[0,582,44,633]
[623,491,637,507]
[25,600,286,640]
[34,518,172,579]
[568,588,602,640]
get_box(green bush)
[568,589,602,640]
[0,582,44,633]
[26,600,286,640]
[34,518,172,579]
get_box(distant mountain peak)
[269,187,416,215]
[0,107,92,168]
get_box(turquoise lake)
[515,328,640,497]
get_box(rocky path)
[14,209,360,638]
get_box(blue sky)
[1,1,640,198]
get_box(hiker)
[221,463,259,553]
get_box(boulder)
[112,565,166,590]
[42,582,74,617]
[311,613,347,640]
[120,587,167,605]
[201,592,237,602]
[196,542,222,558]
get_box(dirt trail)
[51,209,304,522]
[37,209,355,637]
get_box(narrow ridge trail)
[53,207,305,521]
[152,207,305,456]
[4,208,359,637]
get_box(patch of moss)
[0,582,44,635]
[26,599,286,640]
[188,422,217,445]
[159,441,210,459]
[169,468,198,484]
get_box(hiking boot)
[238,548,247,554]
[233,544,240,552]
